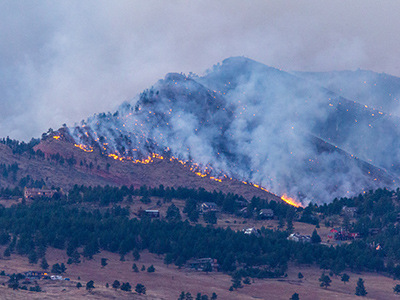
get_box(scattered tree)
[86,280,95,292]
[132,263,139,272]
[298,272,303,279]
[121,282,131,292]
[135,283,146,294]
[355,278,367,296]
[290,293,299,300]
[76,282,82,289]
[40,258,49,270]
[319,273,331,289]
[311,229,321,244]
[112,280,121,289]
[341,273,350,284]
[394,284,400,294]
[101,258,108,268]
[147,265,155,272]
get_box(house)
[24,188,57,199]
[24,271,49,280]
[243,227,260,236]
[235,200,248,208]
[144,210,160,218]
[201,202,218,214]
[185,258,219,272]
[287,233,311,243]
[342,206,358,217]
[259,208,274,219]
[328,228,359,240]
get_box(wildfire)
[53,135,61,140]
[72,143,302,208]
[281,194,302,208]
[74,144,94,153]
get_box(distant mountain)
[67,57,400,204]
[294,69,400,113]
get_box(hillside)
[65,57,400,204]
[0,133,282,203]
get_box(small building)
[235,200,248,208]
[287,233,311,243]
[342,206,358,218]
[144,210,160,218]
[328,228,359,240]
[243,227,260,236]
[24,188,57,199]
[24,271,49,280]
[259,208,274,219]
[185,258,219,272]
[201,202,218,214]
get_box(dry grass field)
[0,247,399,299]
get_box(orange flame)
[73,145,301,207]
[74,144,94,152]
[281,194,302,208]
[53,135,61,140]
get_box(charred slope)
[67,57,400,204]
[294,69,400,113]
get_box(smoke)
[2,1,400,140]
[71,57,399,204]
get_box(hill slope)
[67,57,400,204]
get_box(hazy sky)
[1,1,400,140]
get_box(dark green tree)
[132,263,139,272]
[394,284,400,294]
[133,248,140,261]
[147,265,155,272]
[86,280,95,292]
[311,229,321,244]
[298,272,303,279]
[51,263,62,274]
[203,211,217,224]
[166,203,181,222]
[290,293,299,300]
[319,273,331,289]
[40,258,49,270]
[76,282,82,289]
[3,247,10,257]
[112,280,120,289]
[101,258,108,268]
[211,293,218,300]
[121,282,131,291]
[341,273,350,284]
[135,283,146,294]
[355,278,367,296]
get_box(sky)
[1,1,400,140]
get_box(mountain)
[66,57,400,204]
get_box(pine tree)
[86,280,95,292]
[132,263,139,272]
[290,293,299,300]
[135,283,146,294]
[355,278,367,296]
[394,284,400,294]
[319,273,331,289]
[341,273,350,284]
[101,258,108,268]
[40,258,49,270]
[112,280,120,289]
[311,229,321,244]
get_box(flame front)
[281,194,302,208]
[72,143,300,207]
